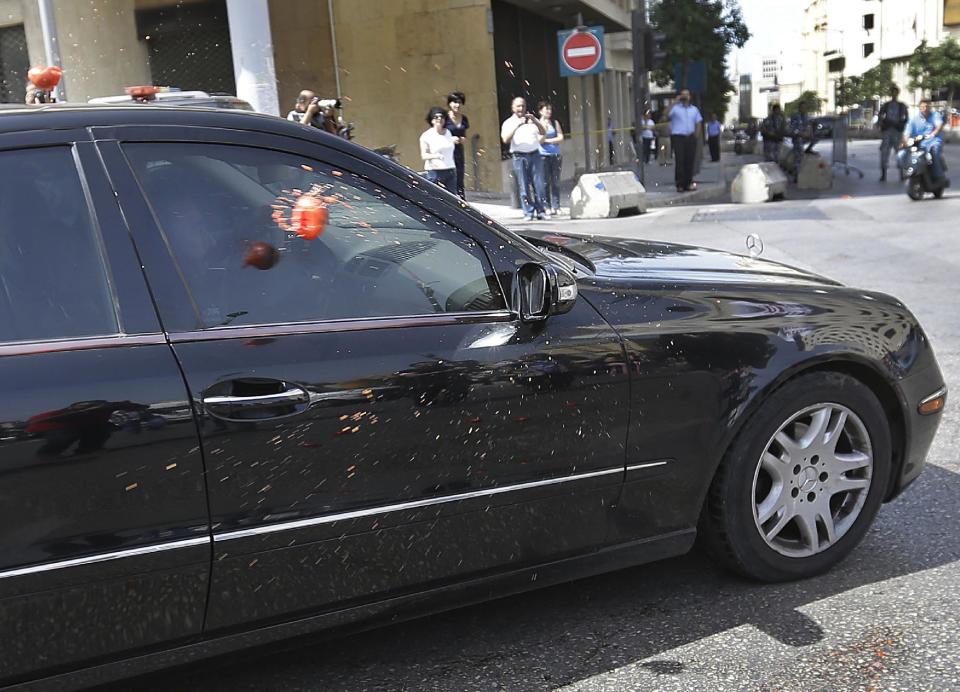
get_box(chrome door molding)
[214,465,631,543]
[0,536,209,580]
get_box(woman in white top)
[641,108,656,164]
[420,106,460,193]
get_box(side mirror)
[515,262,578,322]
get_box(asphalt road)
[126,139,959,692]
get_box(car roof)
[0,102,387,173]
[0,101,308,137]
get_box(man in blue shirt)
[706,113,722,162]
[666,89,704,192]
[903,100,947,183]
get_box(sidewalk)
[466,150,749,224]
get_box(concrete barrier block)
[797,153,834,190]
[570,171,647,219]
[778,145,794,170]
[731,162,788,204]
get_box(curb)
[648,160,729,208]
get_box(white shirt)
[501,115,541,153]
[420,128,456,170]
[642,118,655,139]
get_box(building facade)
[798,0,951,113]
[0,0,641,193]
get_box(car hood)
[519,231,841,288]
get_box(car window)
[0,147,118,343]
[123,143,505,329]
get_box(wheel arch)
[701,355,907,516]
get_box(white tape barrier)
[731,162,788,204]
[570,172,648,219]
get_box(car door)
[0,137,209,683]
[96,127,629,632]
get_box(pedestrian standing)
[420,106,459,193]
[641,109,656,164]
[707,113,722,162]
[878,85,909,182]
[761,104,787,163]
[445,91,469,199]
[789,102,813,181]
[665,89,703,192]
[501,96,547,221]
[607,117,616,166]
[657,111,672,166]
[538,100,564,216]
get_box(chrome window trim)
[169,310,516,343]
[0,333,167,358]
[0,536,209,580]
[215,465,625,543]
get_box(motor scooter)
[897,134,949,200]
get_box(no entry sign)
[558,27,605,77]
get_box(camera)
[313,98,341,110]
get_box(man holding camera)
[501,96,547,221]
[287,90,339,134]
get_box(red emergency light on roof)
[125,85,160,101]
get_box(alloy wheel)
[751,403,873,558]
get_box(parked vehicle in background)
[812,116,836,139]
[0,103,945,690]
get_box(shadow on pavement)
[125,462,960,692]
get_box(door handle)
[202,380,310,421]
[203,389,308,409]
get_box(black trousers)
[453,146,466,199]
[673,134,697,190]
[708,135,720,162]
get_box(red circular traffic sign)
[562,31,603,73]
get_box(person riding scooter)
[902,100,947,185]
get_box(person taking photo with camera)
[287,90,339,134]
[501,96,547,221]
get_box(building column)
[226,0,279,115]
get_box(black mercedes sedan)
[0,105,945,689]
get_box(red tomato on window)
[244,241,280,270]
[292,195,329,240]
[27,66,62,90]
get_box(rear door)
[97,128,629,632]
[0,136,209,683]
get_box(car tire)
[698,371,892,582]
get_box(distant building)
[797,0,953,114]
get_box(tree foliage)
[840,61,896,107]
[785,90,824,115]
[908,38,960,108]
[649,0,750,120]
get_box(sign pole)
[631,5,647,184]
[577,13,590,173]
[558,19,604,175]
[582,72,590,173]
